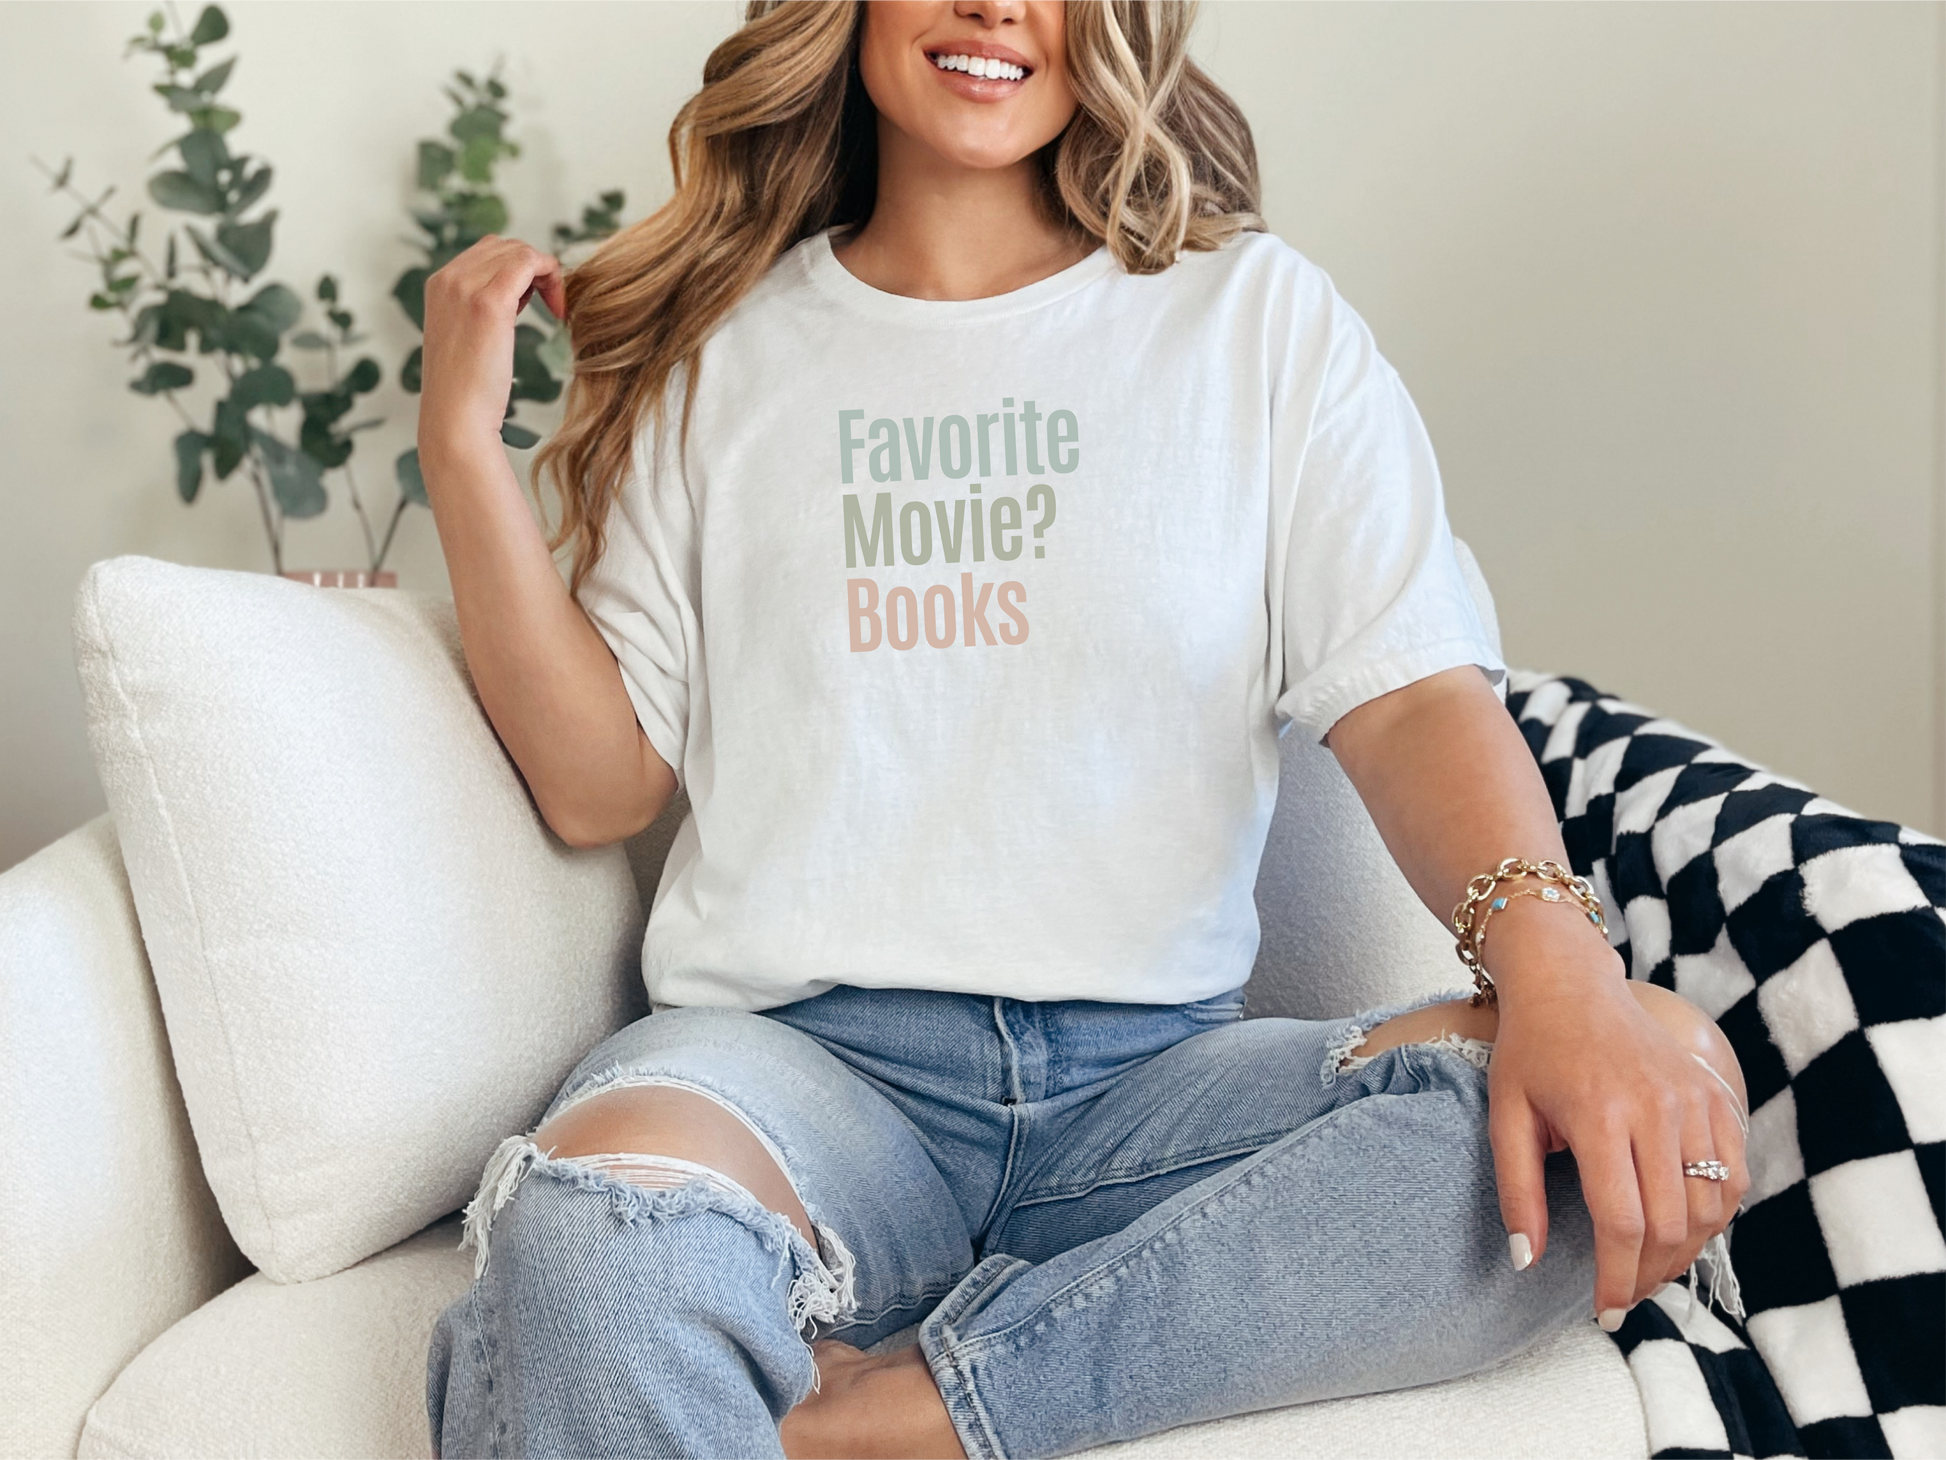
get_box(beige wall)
[2,0,1940,872]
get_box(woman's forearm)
[419,437,674,849]
[1324,665,1622,999]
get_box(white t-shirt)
[577,226,1503,1012]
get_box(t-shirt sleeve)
[573,401,700,787]
[1272,280,1505,742]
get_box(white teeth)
[932,53,1026,81]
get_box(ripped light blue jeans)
[426,983,1598,1459]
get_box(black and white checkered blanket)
[1506,672,1945,1460]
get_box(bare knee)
[533,1087,815,1245]
[1627,980,1748,1115]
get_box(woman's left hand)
[1484,919,1751,1325]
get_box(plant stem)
[375,496,409,574]
[345,457,380,570]
[322,335,381,569]
[245,449,283,575]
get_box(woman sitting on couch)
[414,2,1748,1456]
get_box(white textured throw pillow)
[1246,540,1503,1019]
[74,557,644,1283]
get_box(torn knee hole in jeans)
[458,1129,859,1341]
[1323,1025,1495,1084]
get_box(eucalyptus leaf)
[345,356,381,394]
[177,127,228,185]
[131,359,194,394]
[186,223,249,277]
[173,429,207,502]
[536,325,574,380]
[454,191,507,237]
[458,135,501,186]
[392,265,429,330]
[210,397,247,476]
[164,232,178,279]
[499,420,540,449]
[60,214,85,241]
[137,287,220,352]
[395,446,428,507]
[316,274,337,304]
[239,280,300,332]
[417,140,456,190]
[450,105,504,146]
[250,425,327,517]
[299,411,352,468]
[195,107,241,134]
[510,322,562,405]
[154,84,205,114]
[191,56,234,95]
[220,305,278,360]
[148,169,224,214]
[229,361,294,410]
[291,330,330,349]
[230,163,271,213]
[400,344,422,394]
[189,6,228,46]
[301,387,351,427]
[216,212,274,278]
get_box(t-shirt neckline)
[801,225,1117,325]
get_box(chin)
[919,125,1047,174]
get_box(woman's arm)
[418,236,676,847]
[1326,665,1751,1323]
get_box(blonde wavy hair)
[537,0,1263,593]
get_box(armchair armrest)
[0,816,248,1460]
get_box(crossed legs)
[445,985,1751,1460]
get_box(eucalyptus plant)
[38,4,386,575]
[41,12,630,579]
[390,65,626,502]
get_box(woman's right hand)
[419,235,567,462]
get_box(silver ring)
[1683,1159,1731,1182]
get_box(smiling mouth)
[928,50,1031,82]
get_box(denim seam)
[921,1254,1032,1460]
[977,1098,1028,1240]
[463,1286,497,1459]
[839,1280,964,1328]
[1178,1005,1247,1024]
[944,1090,1459,1364]
[990,997,1026,1105]
[1002,1134,1303,1210]
[930,1343,1003,1460]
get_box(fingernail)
[1597,1307,1628,1332]
[1508,1233,1533,1271]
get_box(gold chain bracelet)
[1451,857,1608,1007]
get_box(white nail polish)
[1597,1307,1627,1332]
[1508,1233,1533,1271]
